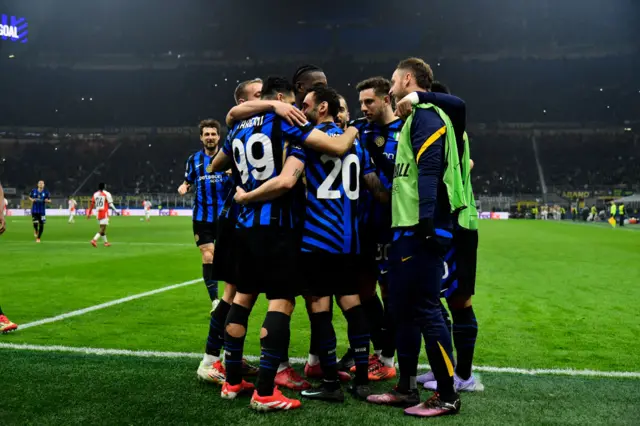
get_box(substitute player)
[366,58,466,417]
[398,81,483,393]
[142,199,152,222]
[29,180,51,243]
[208,76,358,412]
[87,183,119,247]
[68,197,78,223]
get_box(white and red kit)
[68,199,77,212]
[88,190,115,225]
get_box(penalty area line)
[0,343,639,379]
[18,278,202,330]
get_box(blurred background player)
[142,199,152,222]
[0,182,6,235]
[68,197,77,223]
[87,182,119,247]
[29,180,51,243]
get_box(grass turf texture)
[1,217,639,424]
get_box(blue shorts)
[387,234,449,326]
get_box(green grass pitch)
[1,216,639,425]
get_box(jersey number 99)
[232,133,275,184]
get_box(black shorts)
[193,220,217,247]
[441,229,478,300]
[357,224,379,283]
[302,252,359,298]
[31,213,46,223]
[234,227,299,300]
[211,216,238,283]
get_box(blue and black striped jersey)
[351,117,403,230]
[301,122,375,254]
[223,112,312,229]
[184,150,233,223]
[29,188,50,215]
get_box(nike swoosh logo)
[380,270,388,275]
[195,163,202,168]
[303,391,323,396]
[402,256,413,262]
[363,130,371,134]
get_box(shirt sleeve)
[410,108,446,221]
[281,119,314,143]
[359,140,375,176]
[106,192,114,205]
[45,190,51,200]
[286,142,306,164]
[184,155,195,184]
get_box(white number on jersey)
[442,261,449,280]
[317,153,360,201]
[232,133,275,184]
[94,196,106,209]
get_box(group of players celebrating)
[178,56,480,417]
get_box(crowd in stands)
[1,130,637,197]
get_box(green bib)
[391,103,467,229]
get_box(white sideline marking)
[0,343,638,379]
[3,241,193,247]
[18,278,202,330]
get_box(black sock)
[206,299,231,357]
[306,299,318,358]
[257,311,291,396]
[441,303,452,337]
[310,311,338,387]
[202,264,218,301]
[381,297,396,359]
[452,306,478,380]
[38,222,44,238]
[33,222,38,234]
[224,303,250,386]
[362,295,384,352]
[421,309,456,401]
[396,323,421,393]
[344,304,370,386]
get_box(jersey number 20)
[232,133,274,184]
[318,154,360,200]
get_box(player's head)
[293,64,327,107]
[390,57,434,103]
[356,76,393,123]
[37,180,45,190]
[98,182,106,191]
[430,80,450,94]
[302,85,340,126]
[234,78,263,105]
[336,95,350,130]
[260,76,296,105]
[199,119,221,151]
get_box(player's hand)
[234,186,249,205]
[0,216,6,235]
[178,183,189,195]
[469,159,475,170]
[394,97,413,119]
[273,102,308,127]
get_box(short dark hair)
[234,78,262,104]
[356,76,391,97]
[292,64,323,86]
[430,81,450,94]
[199,119,221,136]
[396,57,434,90]
[261,76,295,100]
[98,182,105,190]
[307,84,340,118]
